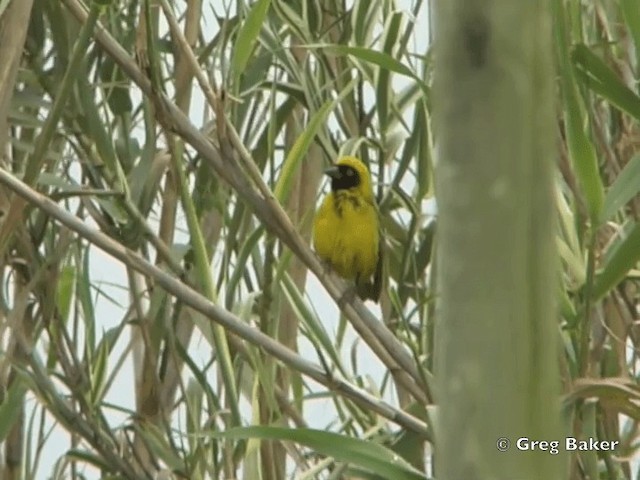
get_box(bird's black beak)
[324,166,341,178]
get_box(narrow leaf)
[325,45,417,79]
[572,44,640,122]
[593,222,640,300]
[213,427,427,480]
[554,15,604,221]
[0,378,27,441]
[601,153,640,222]
[231,0,271,78]
[274,77,357,203]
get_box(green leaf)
[324,44,416,79]
[99,58,133,116]
[56,264,76,323]
[78,246,95,348]
[77,59,119,178]
[601,154,640,223]
[0,378,27,441]
[352,0,382,46]
[231,0,271,80]
[225,226,264,307]
[553,9,604,221]
[252,96,298,165]
[593,222,640,300]
[572,44,640,122]
[581,401,599,480]
[281,272,341,366]
[270,0,309,41]
[621,0,640,85]
[273,77,357,203]
[66,449,115,472]
[212,427,427,480]
[565,101,604,222]
[377,12,404,131]
[37,173,81,192]
[415,98,431,200]
[90,333,110,406]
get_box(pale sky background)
[32,1,432,478]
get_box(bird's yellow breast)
[313,190,379,281]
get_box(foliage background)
[0,0,638,479]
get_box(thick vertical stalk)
[433,1,564,479]
[0,0,35,154]
[0,2,35,478]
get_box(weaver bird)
[313,156,383,302]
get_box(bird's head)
[324,156,375,202]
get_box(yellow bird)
[313,156,383,302]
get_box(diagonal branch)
[0,167,429,439]
[60,0,430,403]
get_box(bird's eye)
[346,169,354,176]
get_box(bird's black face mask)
[326,165,361,191]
